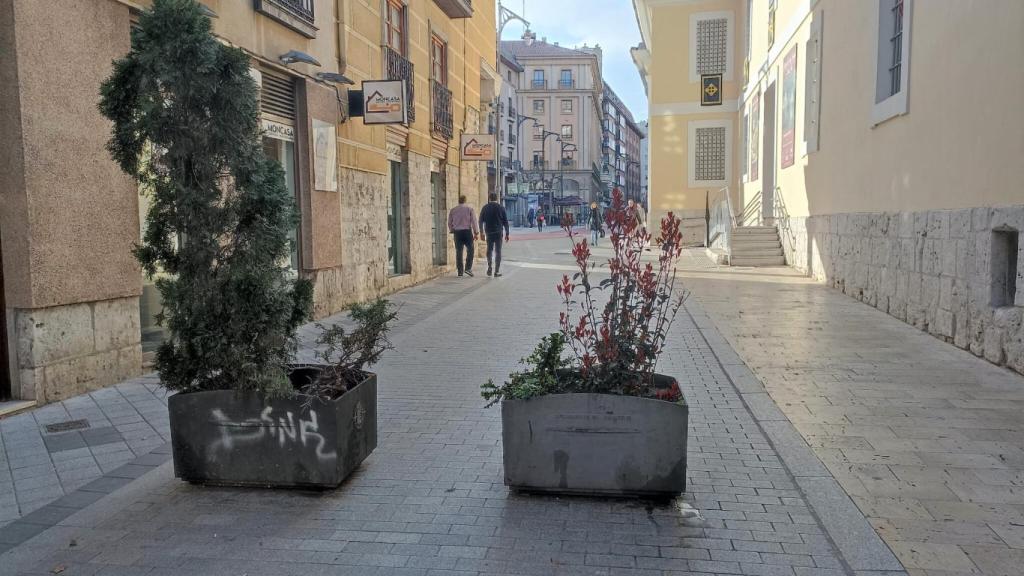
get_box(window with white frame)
[872,0,912,126]
[690,12,735,82]
[688,119,732,187]
[804,12,824,153]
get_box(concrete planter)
[501,375,687,498]
[168,366,377,488]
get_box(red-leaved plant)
[557,188,688,400]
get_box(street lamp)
[559,142,578,220]
[498,2,535,45]
[533,126,561,221]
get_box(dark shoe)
[458,272,464,277]
[494,272,503,278]
[465,270,474,277]
[487,267,493,277]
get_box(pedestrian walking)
[537,212,545,232]
[527,207,536,229]
[588,202,603,246]
[448,195,478,277]
[479,193,510,277]
[627,198,646,233]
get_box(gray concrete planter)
[167,366,376,488]
[501,375,687,498]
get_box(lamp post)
[559,142,578,221]
[535,128,561,222]
[497,2,533,218]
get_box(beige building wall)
[0,0,495,404]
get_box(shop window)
[388,160,409,275]
[992,228,1020,308]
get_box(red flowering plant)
[482,188,687,406]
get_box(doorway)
[431,172,447,266]
[388,160,407,275]
[762,80,777,225]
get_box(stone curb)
[685,300,908,576]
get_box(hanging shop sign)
[361,80,407,125]
[261,117,295,142]
[459,135,496,161]
[701,74,723,106]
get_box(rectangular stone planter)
[501,375,687,498]
[167,366,376,488]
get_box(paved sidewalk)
[680,263,1024,576]
[0,250,897,576]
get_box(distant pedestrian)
[627,198,646,233]
[537,212,545,232]
[588,202,603,246]
[527,207,536,229]
[479,193,510,277]
[448,195,478,277]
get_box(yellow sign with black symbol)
[701,74,723,106]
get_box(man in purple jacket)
[447,195,479,277]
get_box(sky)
[497,0,648,122]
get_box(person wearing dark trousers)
[479,193,510,277]
[448,194,478,277]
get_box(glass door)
[262,136,299,273]
[388,161,405,275]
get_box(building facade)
[502,39,604,223]
[633,0,1024,373]
[639,120,650,207]
[0,0,496,404]
[496,49,527,225]
[602,83,644,205]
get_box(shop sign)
[262,118,295,142]
[362,80,407,125]
[459,135,496,161]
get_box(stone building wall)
[779,205,1024,374]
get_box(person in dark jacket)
[479,193,510,277]
[588,201,603,246]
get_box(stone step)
[733,228,780,237]
[732,246,784,257]
[730,255,787,266]
[730,240,782,250]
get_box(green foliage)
[99,0,312,397]
[480,333,575,407]
[306,300,398,402]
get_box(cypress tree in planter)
[99,0,378,488]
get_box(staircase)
[730,225,785,266]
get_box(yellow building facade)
[633,0,1024,373]
[0,0,496,403]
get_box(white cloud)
[498,0,648,121]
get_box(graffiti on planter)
[210,407,337,462]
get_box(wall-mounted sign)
[262,118,295,142]
[701,74,723,106]
[362,80,407,125]
[459,134,496,161]
[312,119,337,192]
[781,45,798,169]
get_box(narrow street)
[2,234,1024,574]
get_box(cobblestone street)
[0,237,1022,575]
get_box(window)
[561,99,573,113]
[561,124,573,140]
[507,71,512,81]
[992,228,1020,308]
[533,99,544,113]
[533,124,544,140]
[559,69,573,88]
[804,12,823,154]
[688,119,732,186]
[431,35,447,85]
[533,69,545,88]
[690,12,734,81]
[532,152,543,169]
[385,0,405,54]
[873,0,912,125]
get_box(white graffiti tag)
[210,406,337,462]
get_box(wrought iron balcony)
[532,79,547,89]
[431,80,453,141]
[433,0,473,18]
[255,0,316,38]
[558,79,575,89]
[385,47,415,122]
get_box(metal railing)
[707,186,736,253]
[266,0,314,24]
[532,79,547,89]
[431,80,453,141]
[741,191,762,226]
[385,47,415,122]
[558,79,575,89]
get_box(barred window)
[695,127,726,181]
[696,18,728,76]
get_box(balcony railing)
[558,79,575,89]
[509,134,517,146]
[532,79,547,89]
[385,47,415,122]
[431,80,453,141]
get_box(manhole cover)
[44,419,90,434]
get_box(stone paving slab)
[681,261,1024,576]
[0,249,884,576]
